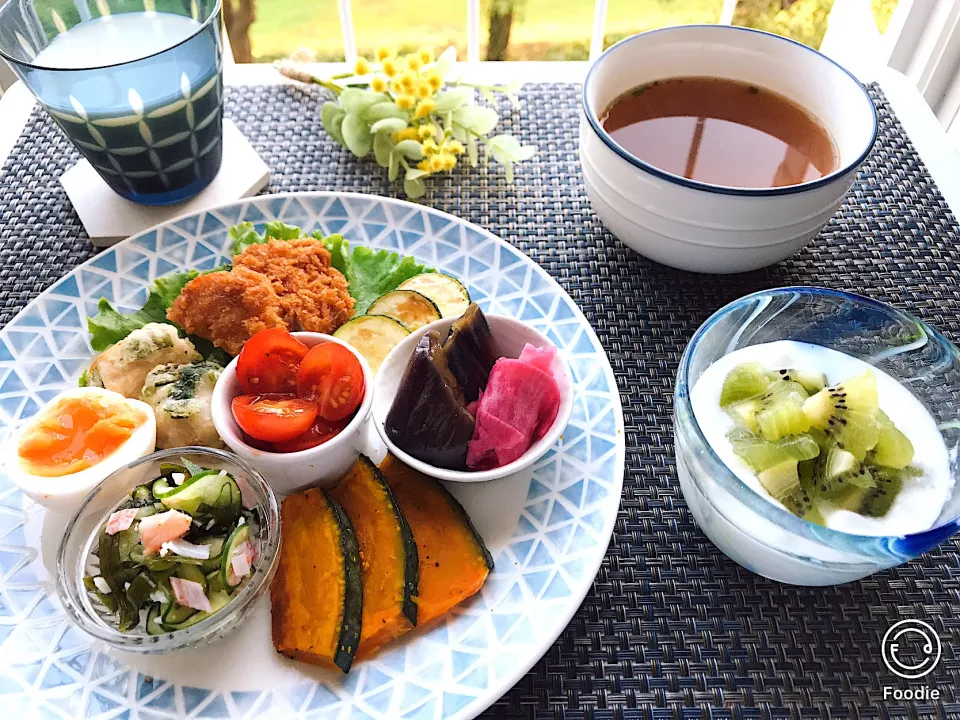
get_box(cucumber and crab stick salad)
[84,458,260,634]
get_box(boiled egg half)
[7,387,156,512]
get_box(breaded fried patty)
[234,239,354,332]
[168,266,287,356]
[167,238,355,356]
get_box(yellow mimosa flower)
[390,79,405,94]
[417,46,433,64]
[405,54,423,72]
[392,126,419,142]
[354,57,371,76]
[417,158,431,172]
[429,155,445,173]
[414,99,436,119]
[382,58,399,77]
[396,95,416,110]
[440,152,457,170]
[425,72,443,91]
[422,138,439,154]
[399,71,416,91]
[371,76,388,93]
[445,139,464,155]
[415,81,432,99]
[375,46,392,62]
[417,124,435,140]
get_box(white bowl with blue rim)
[579,25,878,274]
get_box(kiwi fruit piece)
[728,429,820,472]
[831,486,868,512]
[780,463,824,523]
[770,367,827,395]
[757,459,800,500]
[870,410,915,469]
[802,370,880,460]
[727,398,761,433]
[720,363,772,406]
[781,485,824,525]
[755,380,811,442]
[859,467,908,517]
[811,447,876,498]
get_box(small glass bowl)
[675,287,960,586]
[57,447,281,653]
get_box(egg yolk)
[17,395,148,478]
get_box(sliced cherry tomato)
[271,416,351,453]
[232,394,317,443]
[241,433,277,453]
[236,329,309,395]
[297,342,365,422]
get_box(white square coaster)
[61,119,271,247]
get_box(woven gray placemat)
[1,82,959,718]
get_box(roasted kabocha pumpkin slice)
[330,455,419,658]
[270,488,363,673]
[379,453,493,625]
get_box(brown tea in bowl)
[599,76,837,189]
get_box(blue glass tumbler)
[0,0,223,205]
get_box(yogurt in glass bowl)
[674,287,960,585]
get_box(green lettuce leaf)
[229,222,433,315]
[230,221,309,255]
[87,266,228,352]
[323,235,432,314]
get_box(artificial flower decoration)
[276,46,536,198]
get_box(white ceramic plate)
[0,192,625,720]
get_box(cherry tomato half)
[297,342,365,422]
[271,415,351,453]
[232,394,317,443]
[236,329,309,395]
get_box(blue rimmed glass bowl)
[674,287,960,585]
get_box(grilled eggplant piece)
[385,330,475,470]
[443,303,502,403]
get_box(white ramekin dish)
[211,332,374,495]
[580,25,878,274]
[372,315,574,483]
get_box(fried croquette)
[167,266,287,356]
[167,237,355,356]
[234,238,354,332]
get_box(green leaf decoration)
[453,105,498,136]
[321,102,346,146]
[466,133,478,166]
[363,102,409,123]
[405,168,430,181]
[388,150,400,181]
[339,88,389,114]
[403,177,427,199]
[373,132,394,168]
[310,46,537,198]
[487,134,537,163]
[342,113,373,157]
[433,87,473,113]
[370,117,407,134]
[394,139,424,161]
[434,46,457,79]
